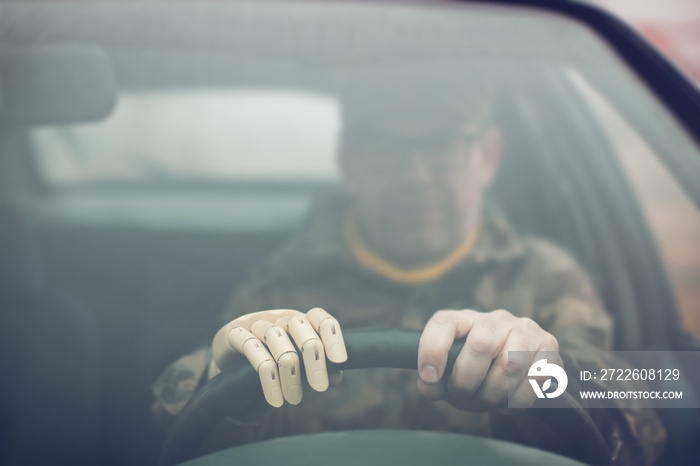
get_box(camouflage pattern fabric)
[152,198,665,464]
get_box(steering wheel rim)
[159,328,612,466]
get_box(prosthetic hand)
[210,308,347,408]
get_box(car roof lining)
[0,1,618,77]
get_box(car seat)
[0,201,100,466]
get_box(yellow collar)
[345,209,479,284]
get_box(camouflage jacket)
[152,199,665,464]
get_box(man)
[152,67,664,464]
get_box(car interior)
[0,2,699,465]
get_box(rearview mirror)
[0,44,116,126]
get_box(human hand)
[210,308,347,407]
[417,309,561,413]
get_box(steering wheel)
[159,328,612,466]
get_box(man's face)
[341,115,501,263]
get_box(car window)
[572,72,700,338]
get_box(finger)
[227,327,284,407]
[257,361,285,409]
[507,376,538,413]
[531,332,563,389]
[277,353,303,405]
[418,310,476,384]
[503,335,561,413]
[301,340,328,392]
[448,311,511,394]
[534,328,560,354]
[478,332,533,407]
[250,321,303,405]
[307,307,347,363]
[286,314,329,392]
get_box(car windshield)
[1,2,699,466]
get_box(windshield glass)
[2,2,699,466]
[20,2,672,189]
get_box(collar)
[345,209,479,284]
[260,194,526,283]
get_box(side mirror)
[0,44,116,126]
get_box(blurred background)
[589,0,700,84]
[588,0,700,337]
